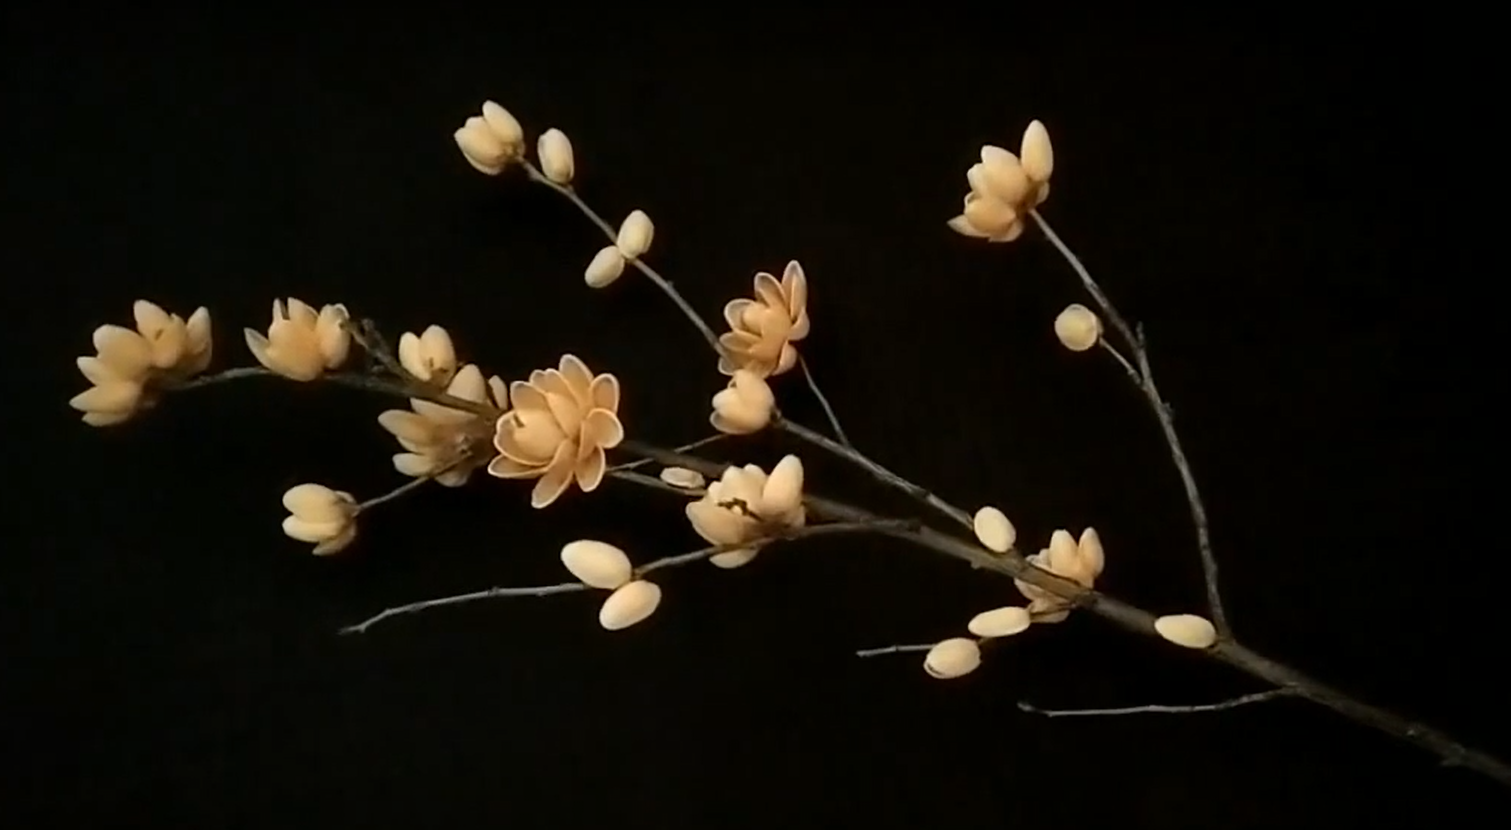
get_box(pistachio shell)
[561,540,633,590]
[972,506,1016,553]
[598,580,662,631]
[1154,614,1218,649]
[967,606,1032,638]
[923,638,982,679]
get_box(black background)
[6,9,1507,828]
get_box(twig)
[612,439,1511,786]
[357,475,435,511]
[1017,689,1292,718]
[522,162,724,354]
[340,515,910,635]
[1029,210,1227,637]
[1097,340,1142,386]
[610,434,728,472]
[168,366,500,420]
[346,318,409,379]
[855,644,933,657]
[774,419,973,530]
[798,354,851,447]
[609,468,705,497]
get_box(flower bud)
[616,210,654,259]
[1154,614,1218,649]
[658,467,706,490]
[561,540,633,590]
[585,245,626,288]
[1054,303,1101,352]
[710,370,775,434]
[599,580,662,630]
[923,638,982,679]
[972,506,1016,553]
[968,606,1032,638]
[537,128,575,184]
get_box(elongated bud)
[538,128,575,184]
[585,245,626,288]
[616,210,654,259]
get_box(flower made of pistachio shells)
[243,298,351,382]
[71,300,213,426]
[1014,528,1105,623]
[378,364,507,487]
[281,483,358,555]
[717,260,810,378]
[948,120,1053,243]
[397,324,459,385]
[710,370,776,434]
[455,101,525,175]
[685,455,805,569]
[487,354,624,508]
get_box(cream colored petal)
[528,369,547,386]
[615,209,654,259]
[979,146,1031,205]
[948,215,991,238]
[686,500,753,546]
[93,324,154,379]
[270,298,286,322]
[76,356,125,386]
[711,390,762,434]
[723,299,757,331]
[69,380,142,414]
[398,332,429,380]
[780,260,807,320]
[285,298,318,328]
[282,483,346,522]
[396,436,430,454]
[1153,614,1217,649]
[509,380,550,412]
[965,163,992,198]
[788,308,810,341]
[716,354,741,376]
[393,452,438,477]
[1078,528,1105,577]
[558,354,593,406]
[535,369,576,408]
[448,363,488,403]
[455,118,508,172]
[575,445,607,492]
[598,581,661,631]
[923,638,981,679]
[487,375,509,410]
[709,548,759,569]
[265,320,325,381]
[316,304,351,368]
[582,408,624,449]
[487,454,544,479]
[752,271,786,314]
[501,408,567,462]
[584,245,626,288]
[589,373,620,412]
[132,300,171,336]
[436,467,472,488]
[1047,530,1079,575]
[312,522,359,555]
[544,391,583,436]
[719,330,760,353]
[774,343,798,376]
[184,307,213,372]
[410,398,475,426]
[378,410,437,445]
[134,301,186,368]
[994,219,1026,243]
[561,540,633,589]
[421,326,456,375]
[244,328,275,372]
[968,606,1032,638]
[1020,119,1053,183]
[963,194,1018,236]
[760,455,804,517]
[529,441,578,508]
[1031,606,1072,624]
[283,516,345,544]
[972,506,1016,553]
[82,410,132,427]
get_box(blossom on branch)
[71,300,212,426]
[718,260,810,378]
[537,128,575,184]
[243,298,350,382]
[487,354,625,508]
[397,324,458,385]
[454,101,525,175]
[1014,528,1105,622]
[378,364,506,487]
[685,455,805,569]
[710,370,776,435]
[948,120,1053,242]
[281,483,358,555]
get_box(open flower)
[243,298,350,382]
[455,101,525,175]
[948,120,1053,242]
[1014,527,1104,623]
[397,324,458,385]
[281,483,358,555]
[710,370,776,434]
[487,354,624,508]
[71,300,212,426]
[685,455,805,569]
[717,260,809,378]
[378,364,506,487]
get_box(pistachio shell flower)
[684,455,805,569]
[454,101,525,175]
[717,260,810,378]
[710,370,776,434]
[243,298,350,382]
[487,354,624,508]
[397,324,459,385]
[948,120,1053,242]
[1014,527,1105,623]
[378,364,506,487]
[281,483,358,555]
[71,300,212,426]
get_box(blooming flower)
[947,120,1053,242]
[281,483,358,555]
[243,298,350,382]
[378,364,506,487]
[718,260,810,378]
[454,101,525,175]
[685,455,805,569]
[397,324,458,385]
[487,354,624,508]
[710,370,776,434]
[71,300,212,426]
[1014,528,1105,623]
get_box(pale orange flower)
[717,260,810,378]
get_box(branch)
[855,644,932,657]
[167,366,500,420]
[798,353,851,447]
[1017,689,1292,718]
[610,434,728,473]
[614,439,1511,786]
[1029,210,1228,637]
[339,516,912,635]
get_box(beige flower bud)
[924,638,982,679]
[1154,614,1218,649]
[1054,303,1101,352]
[454,101,525,175]
[658,467,706,490]
[972,506,1016,553]
[281,483,358,555]
[599,580,662,630]
[398,325,457,384]
[561,540,633,590]
[585,245,626,288]
[538,128,575,184]
[968,606,1032,638]
[616,210,654,259]
[1020,120,1054,184]
[710,370,775,435]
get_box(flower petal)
[69,380,142,414]
[282,483,347,521]
[582,408,625,449]
[398,332,428,380]
[76,356,125,386]
[378,410,437,445]
[589,373,620,412]
[487,454,544,479]
[529,440,578,508]
[780,260,807,320]
[509,380,549,412]
[447,363,488,403]
[558,354,593,406]
[752,271,785,313]
[393,452,437,477]
[723,299,757,332]
[686,499,752,546]
[315,304,351,369]
[282,516,345,543]
[93,324,154,379]
[574,445,607,492]
[1020,119,1053,183]
[709,548,759,569]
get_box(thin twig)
[855,644,933,658]
[1029,210,1228,637]
[522,162,724,354]
[340,583,589,634]
[798,354,852,447]
[1017,689,1292,718]
[774,418,973,529]
[357,475,434,511]
[1097,340,1142,386]
[609,468,705,497]
[610,434,728,472]
[169,366,500,420]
